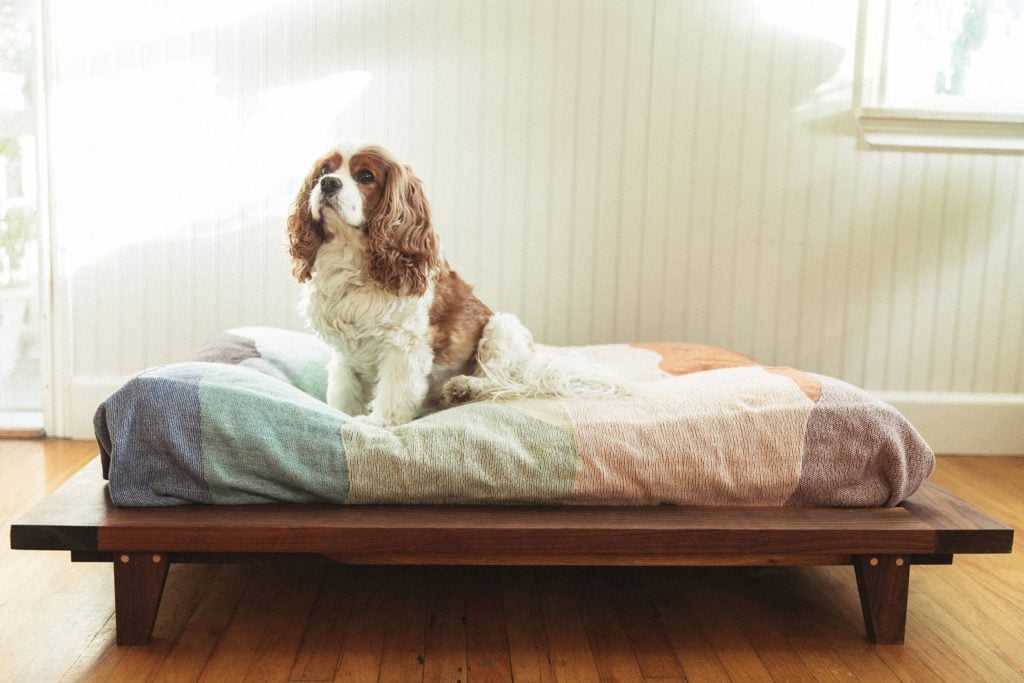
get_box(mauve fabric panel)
[786,375,934,507]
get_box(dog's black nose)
[320,175,342,194]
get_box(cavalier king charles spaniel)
[287,141,623,426]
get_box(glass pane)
[0,0,42,427]
[885,0,1024,111]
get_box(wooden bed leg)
[854,554,910,645]
[112,552,170,646]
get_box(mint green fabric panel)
[238,357,328,403]
[293,360,329,403]
[343,399,578,504]
[198,364,348,504]
[231,326,331,401]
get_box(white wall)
[45,0,1024,451]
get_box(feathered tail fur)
[441,313,629,406]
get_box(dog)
[286,141,623,426]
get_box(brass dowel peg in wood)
[120,554,130,563]
[869,557,878,566]
[152,554,162,563]
[896,557,905,567]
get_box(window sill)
[857,108,1024,153]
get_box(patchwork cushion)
[94,327,934,507]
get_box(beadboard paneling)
[44,0,1024,448]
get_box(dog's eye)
[354,169,375,184]
[320,164,331,176]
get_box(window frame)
[853,0,1024,153]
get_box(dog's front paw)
[349,413,388,428]
[359,400,417,427]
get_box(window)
[855,0,1024,151]
[0,0,43,432]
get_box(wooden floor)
[1,440,1021,682]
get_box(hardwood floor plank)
[240,564,324,681]
[198,562,309,681]
[722,569,822,680]
[377,567,431,682]
[929,457,1024,529]
[290,566,359,682]
[921,565,1024,673]
[464,567,514,682]
[500,568,558,683]
[152,564,256,682]
[671,568,776,681]
[648,573,732,683]
[422,567,469,683]
[825,638,901,683]
[609,568,684,680]
[535,568,602,683]
[909,591,1021,681]
[787,635,858,682]
[739,566,896,682]
[62,612,119,681]
[573,569,645,682]
[332,567,390,681]
[810,565,951,681]
[2,563,113,682]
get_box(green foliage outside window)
[0,0,36,286]
[913,0,1024,97]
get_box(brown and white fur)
[287,141,622,426]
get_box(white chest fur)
[303,241,434,372]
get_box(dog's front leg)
[367,345,432,426]
[327,351,371,416]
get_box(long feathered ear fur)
[366,162,441,296]
[286,158,330,282]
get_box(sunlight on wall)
[754,0,855,44]
[53,0,286,58]
[49,0,371,272]
[754,0,857,111]
[54,67,370,272]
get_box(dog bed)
[93,327,934,508]
[11,328,1011,646]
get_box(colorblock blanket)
[94,327,934,507]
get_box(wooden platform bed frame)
[11,457,1013,647]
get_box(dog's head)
[286,142,440,295]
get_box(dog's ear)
[286,155,332,282]
[365,162,440,296]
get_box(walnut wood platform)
[10,457,1012,647]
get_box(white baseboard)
[875,392,1024,456]
[65,378,1024,455]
